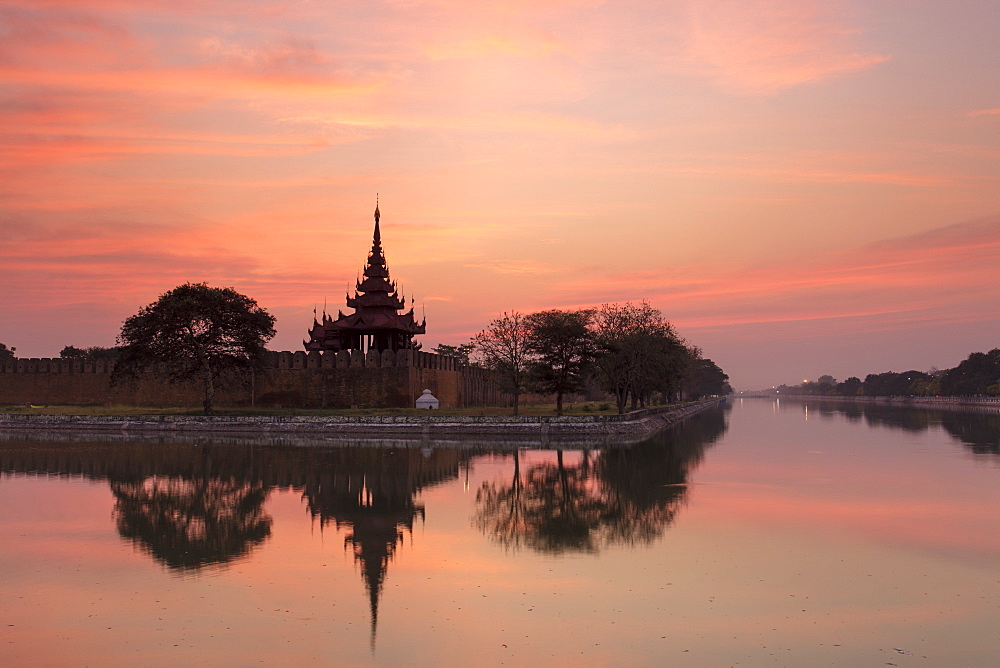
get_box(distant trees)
[836,377,863,396]
[941,349,1000,396]
[431,343,475,364]
[0,342,14,363]
[861,370,932,397]
[112,283,276,414]
[777,349,1000,397]
[473,311,531,415]
[60,345,119,362]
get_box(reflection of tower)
[343,495,424,651]
[300,447,464,649]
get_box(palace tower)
[304,202,426,353]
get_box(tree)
[473,311,531,415]
[592,302,686,413]
[0,342,14,364]
[525,309,596,416]
[685,358,732,399]
[861,370,930,396]
[941,349,1000,396]
[835,376,862,396]
[113,283,276,414]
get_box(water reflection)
[112,477,271,571]
[296,447,464,648]
[474,407,729,553]
[0,410,728,650]
[804,401,1000,456]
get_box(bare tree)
[473,311,531,415]
[593,302,687,413]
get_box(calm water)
[2,399,1000,666]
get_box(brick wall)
[0,351,500,409]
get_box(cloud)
[682,0,889,93]
[548,215,1000,335]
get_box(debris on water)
[894,648,911,655]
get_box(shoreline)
[0,399,721,442]
[766,395,1000,412]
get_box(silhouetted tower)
[304,200,426,353]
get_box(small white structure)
[415,389,439,409]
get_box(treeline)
[776,348,1000,397]
[0,343,120,364]
[436,301,731,415]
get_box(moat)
[2,400,999,665]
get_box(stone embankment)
[0,400,720,443]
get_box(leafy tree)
[909,376,942,396]
[431,342,475,363]
[112,283,276,414]
[0,342,15,364]
[861,370,930,396]
[472,311,531,415]
[525,309,596,416]
[817,374,837,386]
[941,349,1000,396]
[835,376,862,396]
[685,357,732,399]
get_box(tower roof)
[304,200,426,353]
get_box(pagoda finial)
[372,195,382,247]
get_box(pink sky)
[1,0,998,389]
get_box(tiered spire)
[304,198,427,353]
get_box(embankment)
[0,399,721,443]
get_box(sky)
[1,0,998,390]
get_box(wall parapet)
[1,350,474,374]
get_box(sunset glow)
[2,0,998,387]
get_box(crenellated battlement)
[1,350,472,374]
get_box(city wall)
[0,350,499,409]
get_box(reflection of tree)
[475,407,729,554]
[940,412,1000,455]
[111,476,271,571]
[813,401,1000,457]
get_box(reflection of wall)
[0,350,499,408]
